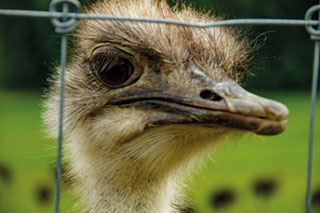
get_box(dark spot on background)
[253,178,277,198]
[209,188,236,209]
[0,162,13,183]
[312,189,320,207]
[35,185,53,205]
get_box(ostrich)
[43,0,289,212]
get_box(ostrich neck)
[66,124,224,212]
[67,138,181,213]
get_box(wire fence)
[0,0,319,212]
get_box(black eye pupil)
[98,60,134,86]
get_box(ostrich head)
[43,0,288,212]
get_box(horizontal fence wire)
[0,9,319,27]
[0,2,319,213]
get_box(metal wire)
[306,40,320,213]
[50,1,73,212]
[49,0,80,33]
[54,33,67,213]
[0,2,319,213]
[0,9,319,28]
[305,4,320,213]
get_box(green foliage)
[0,0,58,89]
[0,0,316,90]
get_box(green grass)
[0,90,319,213]
[0,91,75,213]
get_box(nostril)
[200,89,223,101]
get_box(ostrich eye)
[96,59,134,86]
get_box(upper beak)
[110,81,289,135]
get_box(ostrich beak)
[112,82,289,136]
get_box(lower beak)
[111,82,289,135]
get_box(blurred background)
[0,0,319,212]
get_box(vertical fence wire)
[50,1,79,212]
[306,41,320,213]
[305,3,320,212]
[54,34,67,213]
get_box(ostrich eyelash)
[85,47,134,88]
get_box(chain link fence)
[0,0,319,212]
